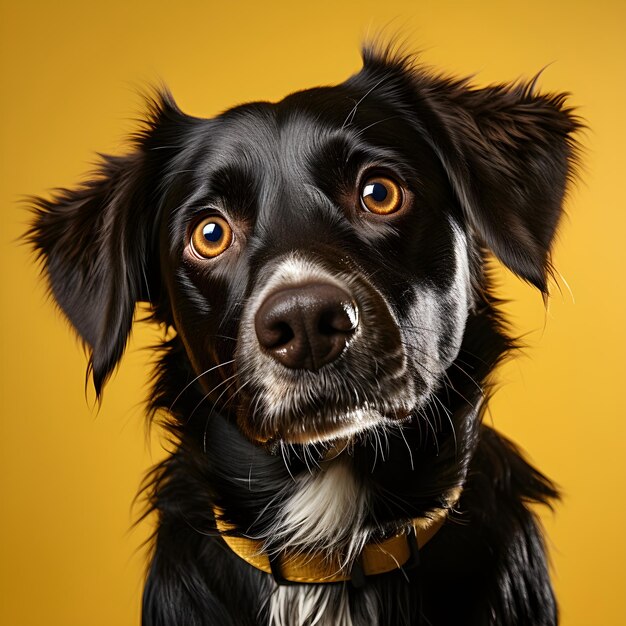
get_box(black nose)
[255,283,359,370]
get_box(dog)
[29,43,579,625]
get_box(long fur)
[28,44,580,625]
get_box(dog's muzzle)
[235,255,418,446]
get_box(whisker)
[169,359,236,412]
[187,371,239,423]
[397,423,414,471]
[202,378,248,453]
[432,394,457,456]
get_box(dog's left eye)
[360,176,403,215]
[190,216,233,258]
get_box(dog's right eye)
[190,216,233,259]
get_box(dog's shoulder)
[421,424,559,625]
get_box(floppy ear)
[360,47,580,292]
[28,91,190,395]
[422,78,581,293]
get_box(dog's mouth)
[251,406,412,447]
[277,408,387,445]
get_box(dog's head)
[29,47,578,460]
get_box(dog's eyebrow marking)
[200,164,260,221]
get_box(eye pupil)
[203,222,223,242]
[369,182,388,202]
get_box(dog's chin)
[248,407,412,447]
[277,409,387,445]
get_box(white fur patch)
[445,218,471,355]
[267,584,362,626]
[265,455,369,569]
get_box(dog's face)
[164,86,472,447]
[29,47,577,496]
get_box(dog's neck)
[213,450,462,583]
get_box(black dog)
[29,45,579,625]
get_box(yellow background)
[1,1,625,624]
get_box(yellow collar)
[214,508,447,585]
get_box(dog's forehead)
[212,91,351,174]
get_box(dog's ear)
[28,90,190,395]
[361,48,580,293]
[422,78,580,293]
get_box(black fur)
[28,44,579,625]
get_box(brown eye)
[190,215,233,258]
[360,176,403,215]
